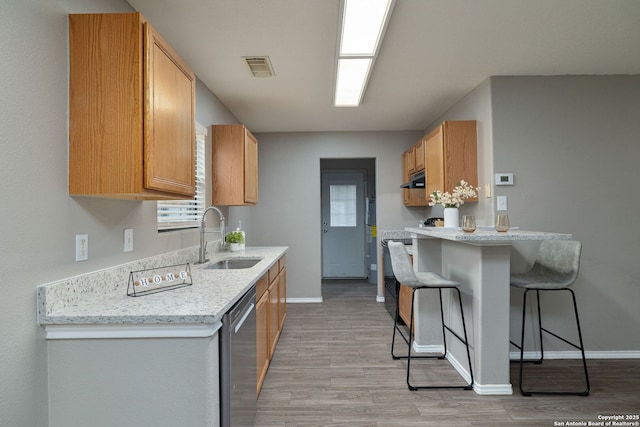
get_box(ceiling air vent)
[242,56,275,77]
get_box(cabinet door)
[398,284,413,327]
[144,23,196,196]
[278,266,286,331]
[244,128,258,204]
[268,279,279,359]
[256,274,268,301]
[403,151,428,207]
[425,125,445,196]
[406,147,416,174]
[425,121,478,197]
[414,139,425,172]
[256,292,269,394]
[402,151,411,205]
[212,124,258,206]
[441,121,478,200]
[399,254,415,328]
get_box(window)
[157,123,206,231]
[329,184,357,227]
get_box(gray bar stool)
[387,241,474,391]
[510,240,590,396]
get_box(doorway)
[320,159,376,280]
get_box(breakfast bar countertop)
[405,226,572,242]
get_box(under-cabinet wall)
[47,336,219,427]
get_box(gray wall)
[0,1,238,426]
[250,131,422,299]
[491,75,640,353]
[434,75,640,354]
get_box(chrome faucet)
[198,206,226,264]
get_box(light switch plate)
[75,234,88,261]
[124,228,133,252]
[497,196,508,211]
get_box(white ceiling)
[127,0,640,133]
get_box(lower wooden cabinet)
[278,256,287,331]
[398,284,413,327]
[255,275,269,394]
[398,255,414,327]
[256,254,287,395]
[268,277,279,358]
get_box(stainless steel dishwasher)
[220,285,257,427]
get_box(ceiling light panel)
[334,58,372,107]
[339,0,393,56]
[334,0,394,107]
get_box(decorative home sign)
[127,263,192,297]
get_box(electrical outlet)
[75,234,88,261]
[497,195,508,211]
[485,183,491,198]
[124,228,133,252]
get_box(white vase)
[444,207,459,228]
[229,243,245,252]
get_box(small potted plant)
[225,230,245,251]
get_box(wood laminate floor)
[255,280,639,427]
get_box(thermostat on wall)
[495,173,514,186]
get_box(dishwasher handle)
[233,302,255,334]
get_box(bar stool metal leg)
[454,287,474,389]
[404,287,474,391]
[517,288,590,396]
[391,284,444,362]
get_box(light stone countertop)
[405,226,572,242]
[37,246,287,327]
[379,229,414,241]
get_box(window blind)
[157,123,206,230]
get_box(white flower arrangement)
[429,180,479,208]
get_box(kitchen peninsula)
[404,226,571,395]
[37,246,287,427]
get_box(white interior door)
[321,171,366,278]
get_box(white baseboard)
[446,351,473,384]
[286,297,323,303]
[473,383,514,395]
[413,343,445,354]
[412,345,513,395]
[376,295,385,303]
[509,350,640,359]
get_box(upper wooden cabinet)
[425,121,478,200]
[401,121,477,206]
[414,138,425,172]
[68,13,196,200]
[402,148,427,207]
[403,138,425,178]
[405,145,416,175]
[211,124,258,206]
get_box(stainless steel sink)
[205,258,262,270]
